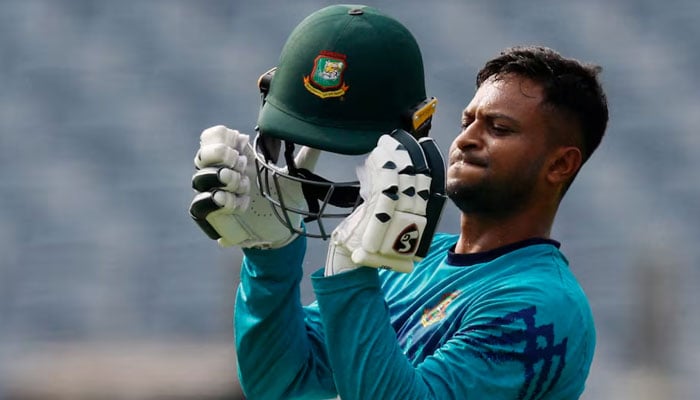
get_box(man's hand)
[325,130,446,275]
[189,125,318,249]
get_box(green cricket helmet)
[252,4,437,238]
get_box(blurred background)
[1,0,698,398]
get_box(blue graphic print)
[465,306,568,400]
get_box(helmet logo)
[303,50,349,99]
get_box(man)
[190,5,608,400]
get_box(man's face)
[446,74,552,216]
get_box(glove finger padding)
[195,125,250,170]
[330,130,444,274]
[189,125,319,249]
[192,167,249,194]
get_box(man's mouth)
[451,153,488,168]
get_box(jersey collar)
[446,237,560,267]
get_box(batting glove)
[189,125,319,249]
[325,130,446,275]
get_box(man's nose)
[453,122,482,151]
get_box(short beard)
[446,166,541,219]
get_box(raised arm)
[189,125,336,399]
[235,237,336,399]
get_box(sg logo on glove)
[394,225,420,254]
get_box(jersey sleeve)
[234,234,337,399]
[313,267,424,399]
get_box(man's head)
[447,46,608,217]
[477,46,608,165]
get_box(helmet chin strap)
[283,141,361,222]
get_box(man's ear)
[546,146,582,185]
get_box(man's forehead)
[465,74,545,113]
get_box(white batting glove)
[325,131,444,275]
[189,125,319,249]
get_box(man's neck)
[455,209,555,254]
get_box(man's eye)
[460,119,473,129]
[492,125,512,134]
